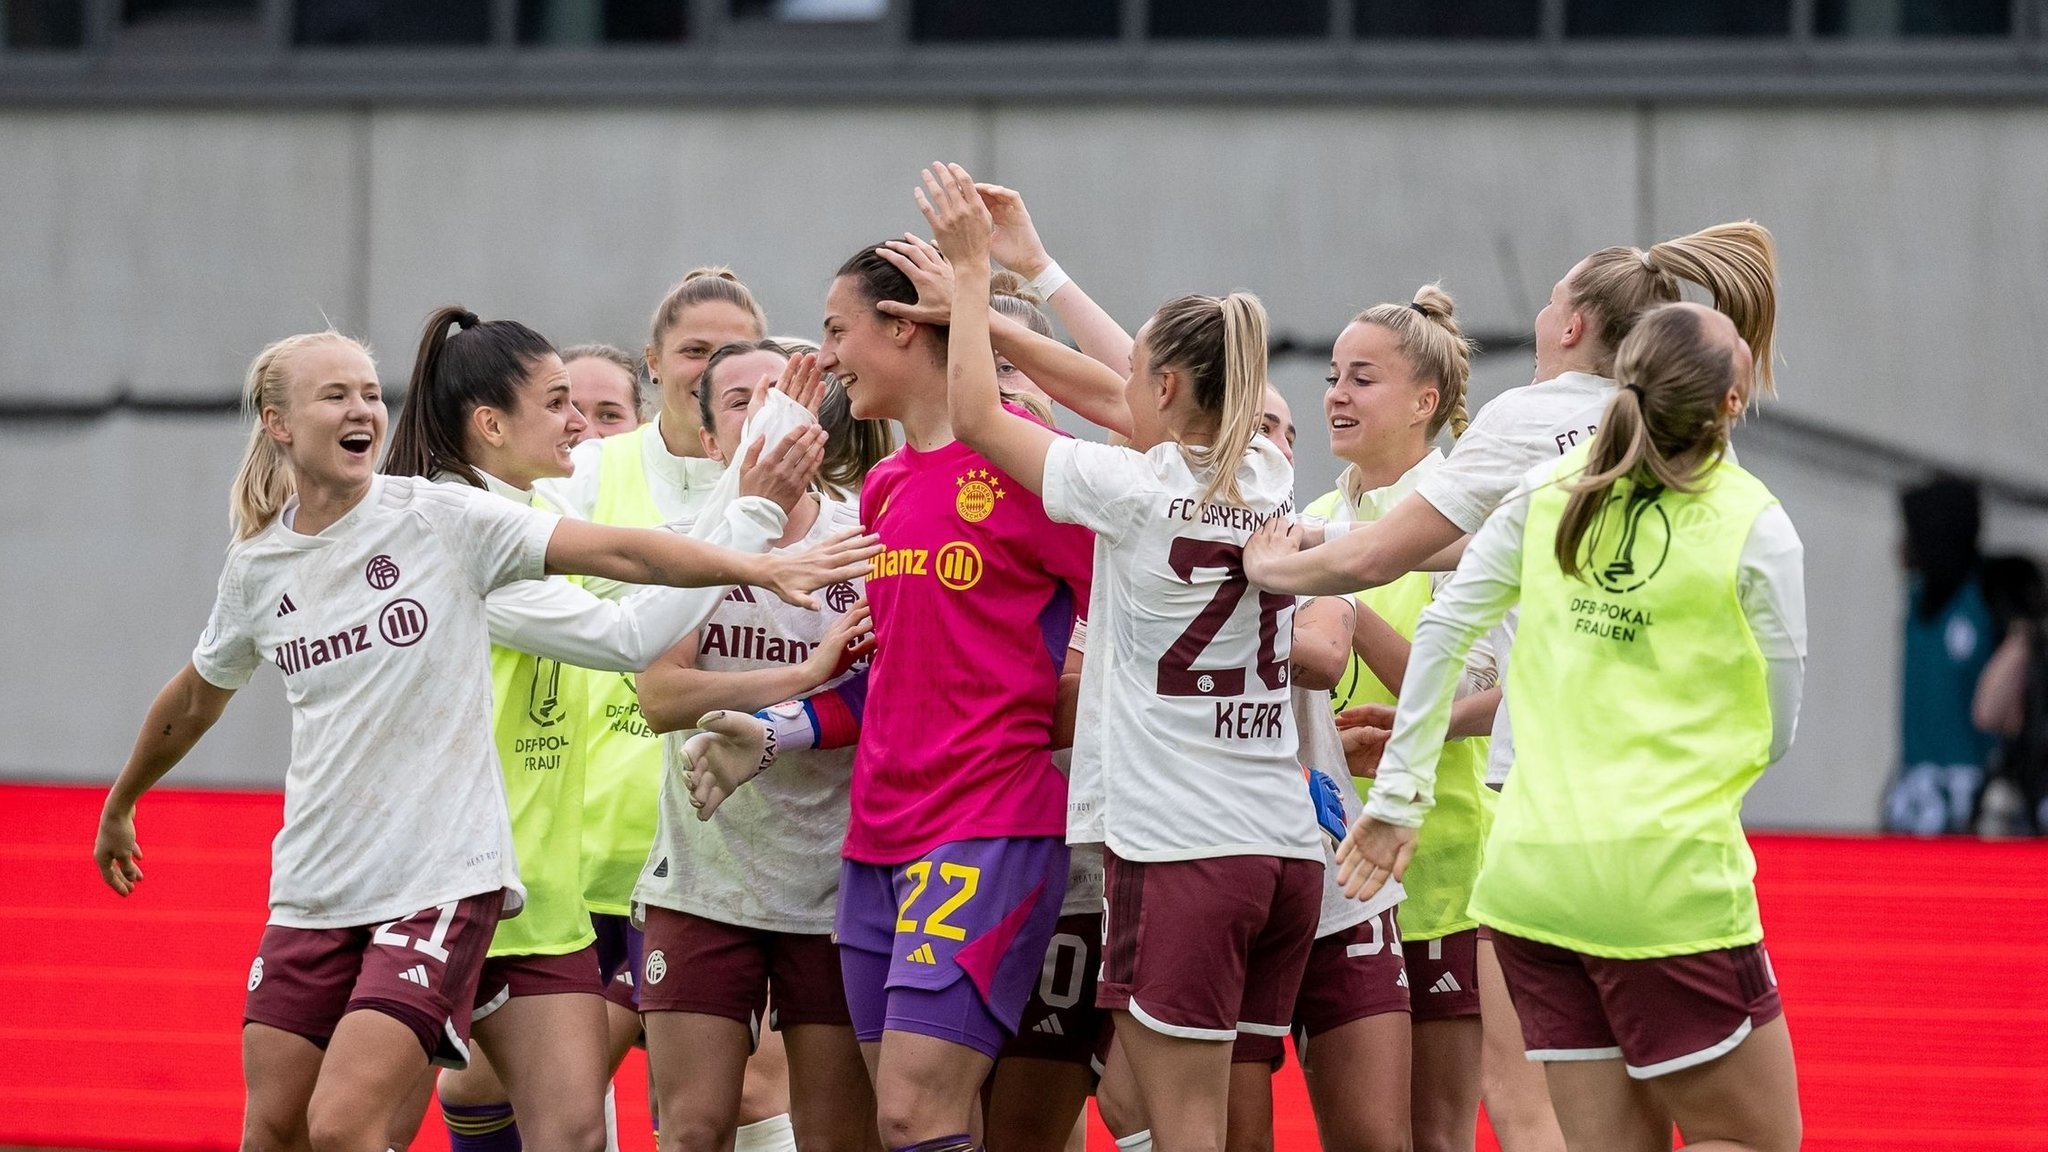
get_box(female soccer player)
[1301,287,1501,1152]
[632,339,890,1152]
[1245,222,1778,1152]
[383,310,838,1152]
[813,207,1097,1152]
[562,343,645,442]
[1340,301,1806,1152]
[91,329,873,1152]
[541,268,802,1149]
[921,161,1322,1152]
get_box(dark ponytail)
[384,306,556,488]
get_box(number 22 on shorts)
[896,861,982,941]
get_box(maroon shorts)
[999,913,1106,1068]
[243,892,502,1068]
[591,912,642,1011]
[1232,907,1411,1066]
[1406,928,1482,1022]
[1100,851,1321,1042]
[638,906,850,1033]
[1490,931,1784,1079]
[473,944,604,1021]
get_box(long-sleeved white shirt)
[1365,462,1807,828]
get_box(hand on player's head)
[874,235,957,326]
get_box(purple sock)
[890,1136,977,1152]
[443,1101,521,1152]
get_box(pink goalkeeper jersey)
[846,431,1094,864]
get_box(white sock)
[735,1113,798,1152]
[1115,1131,1155,1152]
[604,1082,620,1152]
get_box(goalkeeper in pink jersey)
[677,236,1093,1152]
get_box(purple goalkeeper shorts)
[836,836,1068,1059]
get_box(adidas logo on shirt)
[1032,1015,1066,1036]
[276,594,297,617]
[1429,972,1463,995]
[399,964,431,988]
[905,942,937,965]
[1396,970,1409,989]
[652,857,669,879]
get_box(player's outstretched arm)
[544,517,880,610]
[915,161,1060,494]
[96,663,235,896]
[1246,491,1468,598]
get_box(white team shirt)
[462,469,789,672]
[1295,687,1402,935]
[192,475,559,929]
[1042,436,1321,864]
[635,496,867,933]
[1057,616,1104,917]
[1412,371,1616,786]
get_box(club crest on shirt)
[955,468,1005,523]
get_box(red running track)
[5,783,2046,1151]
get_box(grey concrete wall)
[6,100,2046,828]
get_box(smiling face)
[481,353,585,486]
[1324,320,1435,467]
[566,355,640,442]
[698,348,788,465]
[646,300,762,436]
[820,274,913,423]
[265,340,387,493]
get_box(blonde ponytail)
[1568,220,1778,399]
[229,332,367,542]
[1144,291,1270,508]
[1644,221,1778,398]
[1554,304,1738,579]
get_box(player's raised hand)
[94,805,145,896]
[974,183,1053,280]
[1335,816,1417,901]
[775,350,827,416]
[682,710,776,820]
[874,234,956,326]
[1336,719,1392,780]
[737,423,825,514]
[915,162,993,268]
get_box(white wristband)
[1027,259,1072,300]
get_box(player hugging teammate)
[95,161,1801,1152]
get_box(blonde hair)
[1554,304,1738,580]
[1146,292,1270,507]
[1567,221,1778,398]
[229,332,370,542]
[982,270,1058,423]
[559,342,645,415]
[1352,282,1474,440]
[649,266,769,350]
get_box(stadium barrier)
[4,783,2044,1151]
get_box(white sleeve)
[1413,402,1528,534]
[446,488,561,596]
[1040,437,1155,543]
[190,560,259,690]
[687,389,816,543]
[485,497,786,672]
[1738,503,1807,764]
[1430,570,1500,698]
[1365,481,1532,827]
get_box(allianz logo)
[274,598,430,676]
